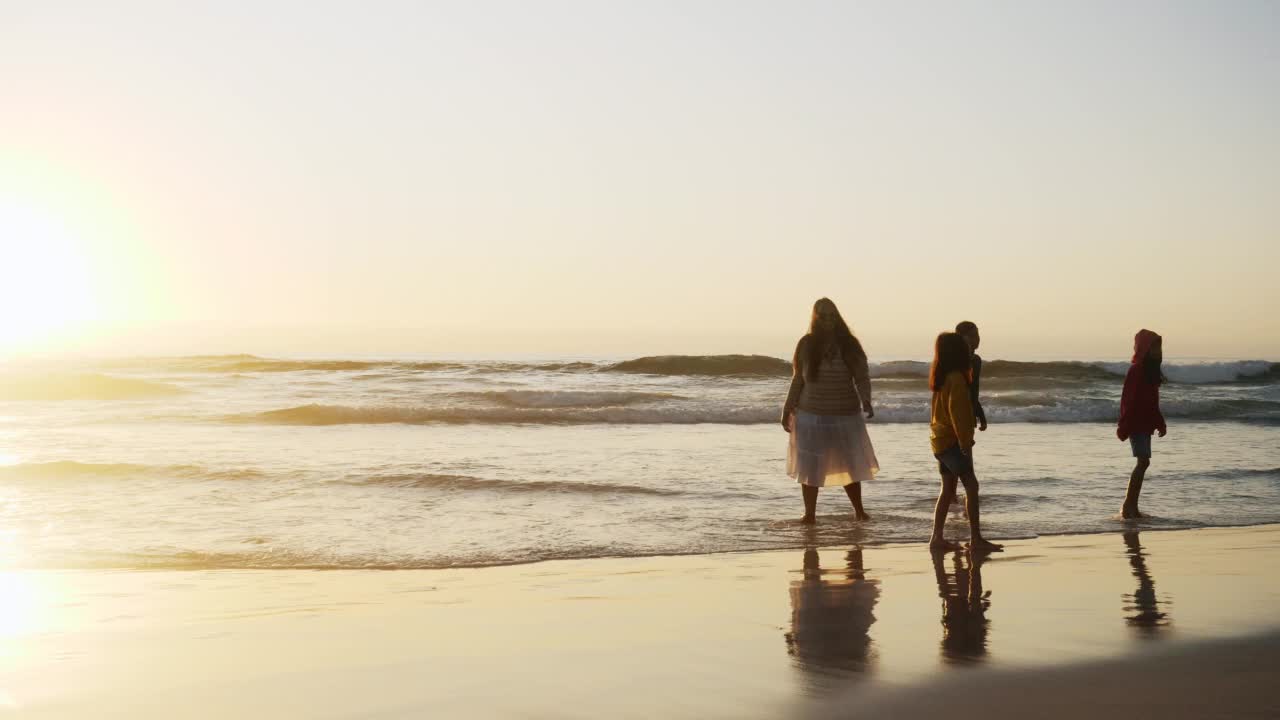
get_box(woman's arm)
[782,337,807,430]
[850,346,873,418]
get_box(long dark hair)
[805,298,865,378]
[1143,337,1166,386]
[930,332,972,392]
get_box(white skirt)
[787,410,880,487]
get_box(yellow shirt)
[930,370,976,455]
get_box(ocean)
[1,354,1277,569]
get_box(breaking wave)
[0,461,266,482]
[228,403,778,426]
[226,396,1280,427]
[38,520,1280,571]
[0,461,709,498]
[0,373,185,401]
[348,473,688,496]
[453,390,683,408]
[874,360,1280,384]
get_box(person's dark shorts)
[935,444,973,476]
[1129,433,1152,459]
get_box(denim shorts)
[1130,433,1152,459]
[935,444,973,476]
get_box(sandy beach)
[2,524,1276,718]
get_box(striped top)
[782,336,872,418]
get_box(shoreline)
[9,519,1277,574]
[4,524,1279,718]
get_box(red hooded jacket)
[1117,329,1167,440]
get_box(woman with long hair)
[928,332,1001,552]
[781,298,879,524]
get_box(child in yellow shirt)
[928,332,1002,552]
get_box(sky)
[1,1,1277,360]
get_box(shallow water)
[0,355,1277,569]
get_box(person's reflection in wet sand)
[932,548,991,664]
[785,547,880,690]
[1123,531,1170,635]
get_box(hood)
[1132,329,1161,364]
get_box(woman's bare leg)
[844,482,870,520]
[801,484,818,524]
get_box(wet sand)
[2,524,1278,718]
[820,629,1280,719]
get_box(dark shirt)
[970,354,987,426]
[1117,363,1166,439]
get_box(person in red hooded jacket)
[1117,329,1167,518]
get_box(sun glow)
[0,199,99,354]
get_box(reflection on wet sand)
[785,547,880,687]
[933,549,991,664]
[1123,531,1171,635]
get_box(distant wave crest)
[104,355,461,373]
[1096,360,1280,385]
[91,354,1279,384]
[606,355,792,376]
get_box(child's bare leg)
[843,482,870,520]
[940,485,969,518]
[1121,458,1150,519]
[929,474,961,550]
[960,471,1003,552]
[940,484,962,515]
[800,484,818,524]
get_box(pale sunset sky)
[1,1,1277,360]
